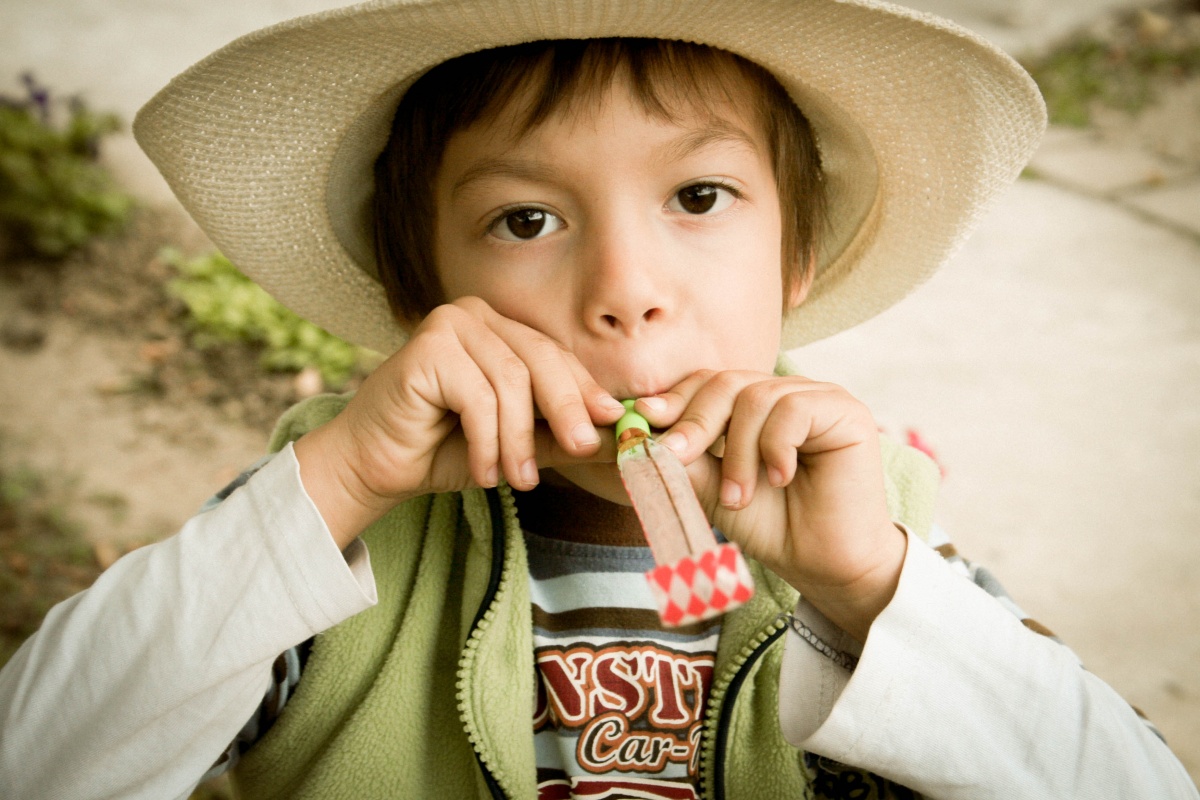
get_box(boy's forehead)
[464,68,767,156]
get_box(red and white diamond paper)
[644,542,755,627]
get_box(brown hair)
[373,38,826,327]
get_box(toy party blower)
[616,401,754,626]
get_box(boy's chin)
[544,464,631,506]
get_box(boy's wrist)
[789,522,908,644]
[293,420,403,550]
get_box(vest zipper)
[457,487,517,800]
[697,616,789,800]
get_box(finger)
[758,384,875,485]
[423,429,474,493]
[631,369,715,428]
[428,418,619,495]
[427,341,502,489]
[775,384,875,456]
[652,370,764,463]
[434,386,612,494]
[717,378,830,506]
[433,302,535,489]
[560,350,628,426]
[757,390,821,490]
[531,420,619,469]
[485,313,621,459]
[455,320,539,490]
[719,379,788,509]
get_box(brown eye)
[507,209,546,238]
[669,183,737,215]
[678,185,717,213]
[491,208,563,241]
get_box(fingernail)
[571,422,600,449]
[484,465,499,488]
[601,396,626,414]
[768,467,784,488]
[659,431,687,455]
[520,459,539,487]
[721,479,742,508]
[639,396,667,413]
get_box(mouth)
[578,345,707,401]
[609,375,684,401]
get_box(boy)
[0,1,1196,798]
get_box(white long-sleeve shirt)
[0,444,1195,799]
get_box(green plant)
[1023,16,1200,127]
[0,73,134,258]
[163,248,380,387]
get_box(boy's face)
[432,69,801,501]
[433,71,796,399]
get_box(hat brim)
[134,0,1045,354]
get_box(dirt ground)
[1,1,1198,795]
[0,206,298,538]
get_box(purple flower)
[20,72,51,123]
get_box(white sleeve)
[0,442,378,800]
[777,528,1198,800]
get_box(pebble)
[1136,9,1173,44]
[0,311,47,352]
[138,337,181,365]
[293,365,325,398]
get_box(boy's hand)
[295,297,625,548]
[633,371,905,642]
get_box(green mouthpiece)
[615,399,651,443]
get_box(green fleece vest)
[232,357,940,799]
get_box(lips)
[593,362,666,398]
[604,369,693,401]
[614,380,675,400]
[572,340,713,400]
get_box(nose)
[581,211,671,339]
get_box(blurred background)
[2,0,1198,796]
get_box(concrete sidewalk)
[4,0,1199,785]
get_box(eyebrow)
[660,119,762,164]
[449,119,762,199]
[450,159,560,199]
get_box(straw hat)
[134,0,1045,354]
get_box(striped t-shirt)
[517,480,719,800]
[196,459,1164,797]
